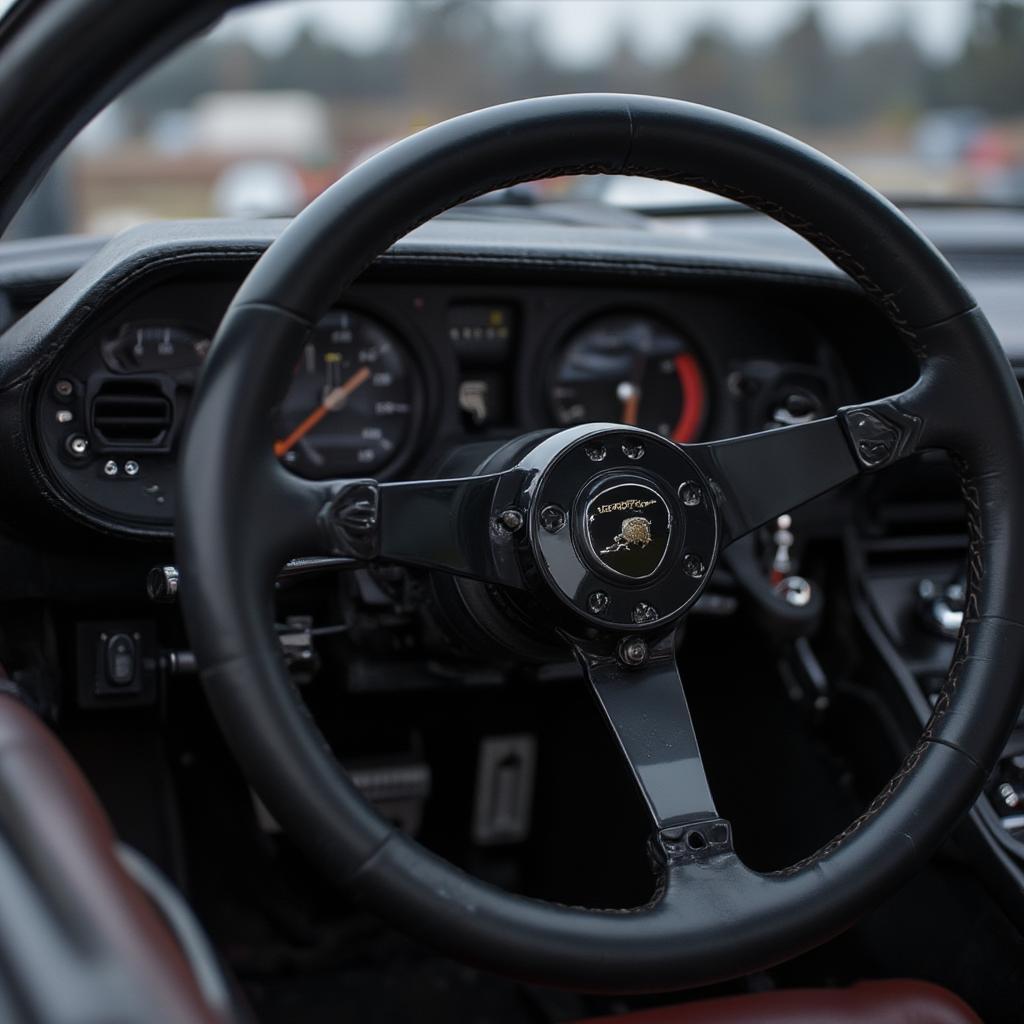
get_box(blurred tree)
[772,7,845,129]
[122,37,221,123]
[935,0,1024,114]
[839,16,927,130]
[663,26,752,116]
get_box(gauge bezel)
[273,303,427,483]
[543,305,712,443]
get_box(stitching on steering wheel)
[777,452,984,876]
[928,454,984,736]
[329,155,922,354]
[623,167,922,350]
[336,161,627,301]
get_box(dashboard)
[28,269,873,534]
[5,204,1019,547]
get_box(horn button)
[583,481,672,581]
[520,426,719,631]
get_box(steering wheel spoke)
[574,631,718,832]
[275,469,529,587]
[686,398,923,547]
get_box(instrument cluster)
[79,312,425,481]
[33,280,750,535]
[36,305,427,528]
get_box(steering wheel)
[176,95,1024,992]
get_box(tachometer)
[274,310,418,478]
[548,312,707,441]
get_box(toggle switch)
[104,633,136,686]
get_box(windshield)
[5,0,1024,237]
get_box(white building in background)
[191,91,332,162]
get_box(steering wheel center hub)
[518,425,719,631]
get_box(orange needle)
[622,389,640,426]
[619,380,641,426]
[274,365,371,457]
[619,352,646,426]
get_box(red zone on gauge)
[548,312,709,443]
[671,352,705,442]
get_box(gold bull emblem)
[600,516,653,555]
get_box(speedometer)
[548,312,708,442]
[273,310,418,478]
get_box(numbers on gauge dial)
[274,310,416,478]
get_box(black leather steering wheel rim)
[176,94,1024,992]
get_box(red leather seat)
[574,980,981,1024]
[0,692,228,1022]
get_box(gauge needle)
[273,365,371,457]
[618,350,647,426]
[618,381,641,426]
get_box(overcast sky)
[216,1,975,64]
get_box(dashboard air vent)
[91,380,172,446]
